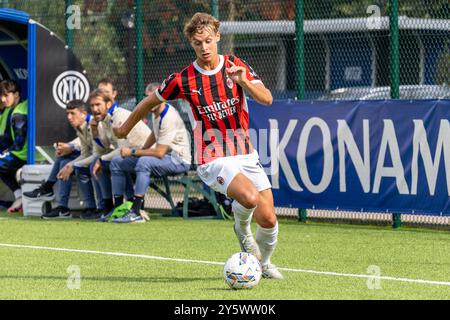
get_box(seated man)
[24,100,101,219]
[0,80,28,213]
[89,88,151,219]
[111,83,191,223]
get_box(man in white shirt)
[110,83,191,223]
[89,88,151,218]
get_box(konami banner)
[248,99,450,215]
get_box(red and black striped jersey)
[155,54,263,165]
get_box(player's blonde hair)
[184,12,220,40]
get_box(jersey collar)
[193,55,224,76]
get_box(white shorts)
[196,151,272,196]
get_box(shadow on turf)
[0,275,218,283]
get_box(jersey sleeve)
[230,56,263,85]
[155,73,184,102]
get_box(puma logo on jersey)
[192,88,202,96]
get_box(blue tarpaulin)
[248,99,450,215]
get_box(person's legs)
[253,189,279,271]
[227,173,262,260]
[134,155,189,196]
[124,173,135,201]
[23,153,80,202]
[0,153,26,212]
[75,166,97,210]
[47,157,64,184]
[94,159,113,213]
[113,155,189,223]
[197,153,282,279]
[110,156,138,207]
[89,160,104,210]
[55,156,78,209]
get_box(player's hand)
[56,142,72,157]
[120,147,132,158]
[57,164,74,181]
[93,159,102,179]
[226,60,248,86]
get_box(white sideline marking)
[1,243,450,287]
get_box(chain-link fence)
[1,0,449,228]
[3,0,449,102]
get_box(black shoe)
[42,206,71,219]
[24,183,54,200]
[81,208,102,220]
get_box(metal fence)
[3,0,449,102]
[2,0,450,228]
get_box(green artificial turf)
[0,211,449,300]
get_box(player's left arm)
[226,60,273,106]
[240,81,273,106]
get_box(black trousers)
[0,153,26,193]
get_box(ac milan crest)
[217,176,225,185]
[226,77,234,89]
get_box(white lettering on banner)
[269,119,303,191]
[373,120,409,195]
[338,120,371,193]
[297,117,333,194]
[411,120,450,196]
[14,68,28,80]
[267,118,450,197]
[248,128,271,170]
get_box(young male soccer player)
[114,13,282,279]
[0,80,28,213]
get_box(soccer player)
[110,83,191,223]
[0,80,28,213]
[114,13,282,279]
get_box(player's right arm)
[114,72,184,139]
[113,92,160,139]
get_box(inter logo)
[52,70,90,109]
[217,176,225,185]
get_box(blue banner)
[248,99,450,215]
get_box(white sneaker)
[7,197,22,213]
[233,223,262,261]
[262,263,284,279]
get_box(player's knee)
[262,215,278,228]
[135,157,155,173]
[110,156,122,171]
[239,190,259,209]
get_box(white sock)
[256,222,278,266]
[232,200,255,235]
[14,189,22,199]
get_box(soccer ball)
[223,252,262,289]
